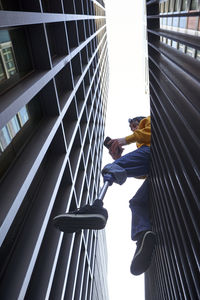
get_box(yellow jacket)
[125,116,151,148]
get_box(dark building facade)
[0,1,109,299]
[145,0,200,299]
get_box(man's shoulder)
[146,116,151,122]
[140,116,151,128]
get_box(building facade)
[145,0,200,299]
[0,1,109,299]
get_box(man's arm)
[125,127,151,145]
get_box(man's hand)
[108,138,126,160]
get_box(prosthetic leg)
[53,181,110,233]
[53,162,127,233]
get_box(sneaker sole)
[53,213,107,233]
[130,231,156,276]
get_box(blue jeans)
[114,146,151,240]
[129,178,151,240]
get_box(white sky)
[102,1,150,299]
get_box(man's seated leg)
[129,179,156,275]
[114,146,151,178]
[130,230,156,276]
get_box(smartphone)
[103,136,112,149]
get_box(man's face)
[130,121,139,132]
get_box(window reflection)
[0,127,11,152]
[186,46,195,57]
[196,50,200,60]
[0,55,6,81]
[181,0,189,11]
[0,30,17,84]
[7,116,20,138]
[160,37,199,60]
[190,0,199,10]
[159,0,200,58]
[18,107,29,126]
[178,43,186,53]
[0,42,17,82]
[0,28,33,94]
[169,0,174,12]
[0,106,29,153]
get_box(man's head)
[128,117,145,131]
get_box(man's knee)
[102,163,127,185]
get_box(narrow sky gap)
[102,1,150,299]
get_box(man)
[53,116,156,276]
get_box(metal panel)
[0,1,109,299]
[145,1,200,299]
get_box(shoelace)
[70,205,91,214]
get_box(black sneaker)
[130,231,156,276]
[53,203,108,233]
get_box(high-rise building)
[145,0,200,299]
[0,1,109,299]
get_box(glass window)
[0,28,33,94]
[0,55,6,82]
[0,105,29,153]
[168,17,173,26]
[7,116,20,138]
[18,106,29,126]
[190,0,199,10]
[167,39,172,46]
[196,50,200,60]
[172,40,178,48]
[2,46,17,77]
[169,0,175,12]
[181,0,189,11]
[187,16,198,30]
[186,46,195,57]
[163,37,167,43]
[178,43,186,52]
[160,2,165,13]
[0,126,11,151]
[179,17,187,28]
[164,1,169,12]
[172,17,179,27]
[163,17,167,25]
[174,0,180,11]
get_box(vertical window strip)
[181,0,189,11]
[0,127,11,152]
[196,50,200,60]
[0,106,29,153]
[160,35,199,59]
[190,0,199,10]
[0,55,6,82]
[159,0,200,36]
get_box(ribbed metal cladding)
[145,1,200,299]
[0,1,109,299]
